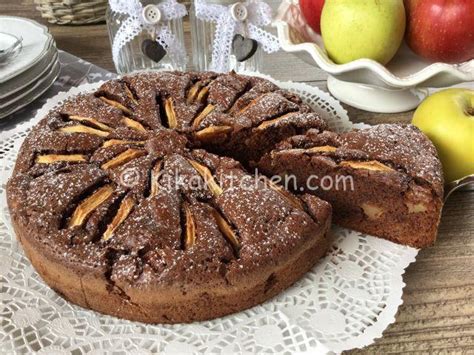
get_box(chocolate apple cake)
[6,71,331,323]
[7,71,443,323]
[256,125,444,248]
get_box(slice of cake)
[256,124,444,248]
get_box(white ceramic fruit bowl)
[274,20,474,113]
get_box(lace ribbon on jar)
[109,0,188,69]
[195,0,280,72]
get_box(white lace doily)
[0,76,419,354]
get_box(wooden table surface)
[1,1,473,353]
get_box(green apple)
[412,89,474,183]
[321,0,406,65]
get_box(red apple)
[299,0,325,34]
[405,0,474,63]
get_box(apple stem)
[466,108,474,116]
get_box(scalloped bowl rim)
[275,21,474,89]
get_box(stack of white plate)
[0,16,59,119]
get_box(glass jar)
[190,0,263,72]
[106,0,186,74]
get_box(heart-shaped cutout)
[232,34,258,62]
[141,39,166,63]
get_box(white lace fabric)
[0,75,418,354]
[109,0,187,69]
[195,0,280,72]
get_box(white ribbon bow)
[195,0,280,72]
[109,0,187,69]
